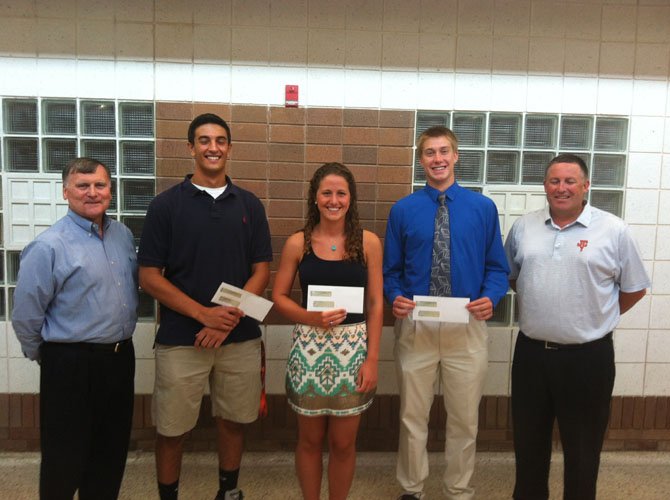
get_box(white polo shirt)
[504,204,651,344]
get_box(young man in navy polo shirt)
[138,113,272,500]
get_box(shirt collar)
[423,181,460,203]
[67,209,110,235]
[183,174,237,198]
[543,202,592,229]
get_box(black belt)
[47,338,132,353]
[519,331,612,350]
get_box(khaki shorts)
[152,338,262,437]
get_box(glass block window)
[5,137,38,172]
[121,179,155,213]
[120,103,154,137]
[6,250,20,284]
[121,215,145,248]
[453,113,485,147]
[524,115,557,149]
[415,110,630,327]
[81,101,116,136]
[490,294,512,325]
[82,139,117,174]
[43,100,77,135]
[456,151,484,183]
[414,111,628,218]
[521,152,554,184]
[559,116,592,150]
[1,97,156,321]
[121,141,154,175]
[3,99,38,134]
[592,154,625,187]
[487,151,519,184]
[488,114,521,147]
[44,138,77,173]
[594,118,627,152]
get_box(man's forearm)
[242,261,270,296]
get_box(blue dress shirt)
[383,182,510,306]
[12,210,139,360]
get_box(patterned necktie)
[429,194,451,296]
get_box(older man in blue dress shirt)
[13,157,139,500]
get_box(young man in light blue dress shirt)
[384,126,509,500]
[13,157,138,500]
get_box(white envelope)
[210,282,274,322]
[306,285,365,314]
[411,295,470,323]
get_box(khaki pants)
[394,317,488,499]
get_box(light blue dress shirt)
[504,204,651,343]
[12,209,139,361]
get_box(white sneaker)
[224,488,244,500]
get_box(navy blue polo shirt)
[138,175,272,345]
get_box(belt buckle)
[544,340,558,350]
[114,342,121,353]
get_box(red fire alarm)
[285,85,299,107]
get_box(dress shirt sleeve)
[617,225,651,292]
[382,204,405,303]
[503,220,521,281]
[479,203,511,306]
[12,241,55,361]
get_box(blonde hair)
[416,125,459,155]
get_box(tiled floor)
[3,451,670,499]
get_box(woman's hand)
[312,308,347,328]
[356,358,378,393]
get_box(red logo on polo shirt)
[242,216,247,224]
[577,239,588,252]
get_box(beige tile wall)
[1,0,669,78]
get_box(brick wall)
[155,102,413,324]
[3,394,670,452]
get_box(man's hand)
[195,305,244,331]
[392,295,416,319]
[194,327,230,349]
[466,296,494,321]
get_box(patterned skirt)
[286,321,375,417]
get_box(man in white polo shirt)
[504,153,651,500]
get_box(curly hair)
[303,162,365,263]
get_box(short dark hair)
[62,157,110,185]
[545,153,589,179]
[187,113,231,144]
